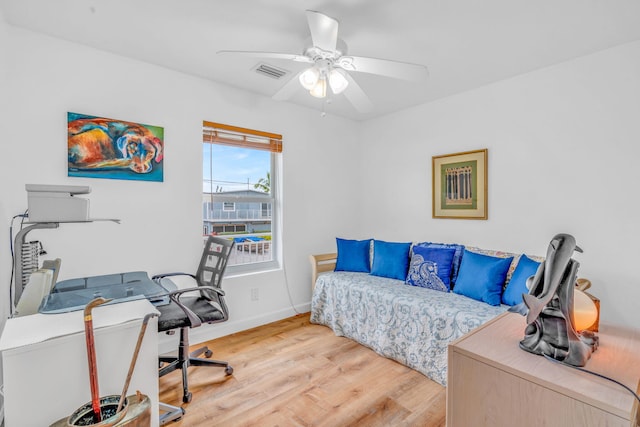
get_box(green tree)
[254,172,270,193]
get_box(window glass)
[203,142,278,271]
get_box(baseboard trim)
[158,302,311,354]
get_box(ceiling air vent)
[254,63,289,80]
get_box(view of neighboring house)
[202,189,272,235]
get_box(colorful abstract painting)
[67,112,164,182]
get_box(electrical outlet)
[250,288,259,301]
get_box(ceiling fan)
[218,10,429,113]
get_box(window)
[203,121,282,273]
[261,202,271,218]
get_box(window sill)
[225,260,281,278]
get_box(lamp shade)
[328,68,349,94]
[309,77,327,98]
[572,289,599,331]
[299,67,320,90]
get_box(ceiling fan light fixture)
[220,10,429,114]
[299,67,320,90]
[328,68,349,94]
[309,77,327,98]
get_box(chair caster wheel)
[225,365,234,375]
[183,392,192,403]
[204,349,213,358]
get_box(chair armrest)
[152,272,198,293]
[166,285,225,328]
[167,285,225,298]
[152,272,196,282]
[309,253,337,290]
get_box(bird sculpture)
[510,233,598,366]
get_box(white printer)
[26,184,91,222]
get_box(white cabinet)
[0,299,159,427]
[447,312,640,427]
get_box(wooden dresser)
[447,312,640,427]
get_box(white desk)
[0,299,159,427]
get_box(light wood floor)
[159,313,446,427]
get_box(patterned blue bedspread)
[310,271,507,385]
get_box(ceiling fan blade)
[272,71,305,101]
[337,55,429,81]
[217,50,312,63]
[306,10,338,52]
[342,73,373,113]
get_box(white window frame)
[203,122,282,275]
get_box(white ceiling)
[2,0,640,121]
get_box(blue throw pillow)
[453,250,513,306]
[370,240,412,281]
[502,255,541,306]
[406,246,456,292]
[335,238,371,273]
[413,242,465,285]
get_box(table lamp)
[573,277,600,332]
[572,288,599,332]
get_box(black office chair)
[153,236,235,403]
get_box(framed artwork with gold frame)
[432,149,487,219]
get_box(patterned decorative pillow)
[406,246,456,292]
[413,242,465,285]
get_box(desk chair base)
[159,402,185,425]
[159,327,233,403]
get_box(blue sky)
[203,144,270,193]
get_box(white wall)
[0,7,8,424]
[359,40,640,327]
[0,7,8,325]
[0,8,6,88]
[3,19,638,342]
[0,25,362,350]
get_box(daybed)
[309,239,543,386]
